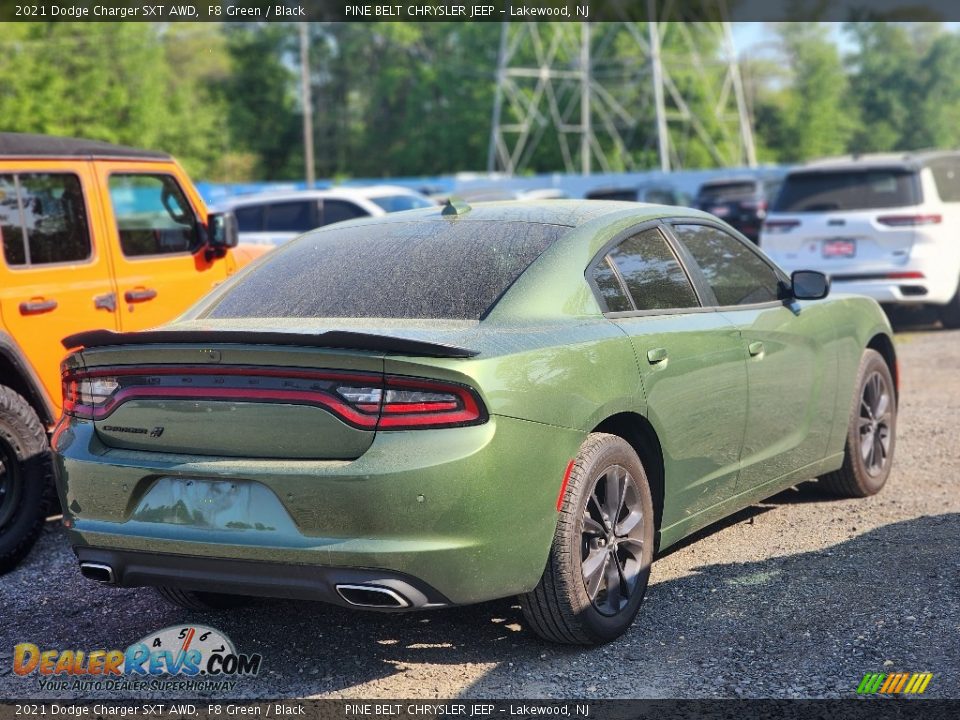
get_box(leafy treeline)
[1,22,958,181]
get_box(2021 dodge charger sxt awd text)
[52,201,898,645]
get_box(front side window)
[109,174,200,257]
[596,227,700,312]
[0,173,91,267]
[672,224,781,306]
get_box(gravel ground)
[1,320,957,700]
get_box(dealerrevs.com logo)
[13,625,262,692]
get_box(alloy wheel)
[580,464,645,616]
[859,371,892,476]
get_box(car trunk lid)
[63,323,479,460]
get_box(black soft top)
[0,132,170,160]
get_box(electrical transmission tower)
[487,14,756,175]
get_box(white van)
[760,152,960,327]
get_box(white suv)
[760,152,960,328]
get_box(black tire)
[0,386,54,575]
[819,349,897,498]
[155,586,252,611]
[939,283,960,329]
[520,433,655,645]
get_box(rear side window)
[264,200,317,233]
[593,227,699,312]
[929,158,960,202]
[774,170,920,212]
[234,205,264,232]
[322,200,368,226]
[204,220,565,321]
[672,224,781,306]
[109,174,200,256]
[0,173,91,266]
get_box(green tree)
[770,22,857,162]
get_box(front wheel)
[520,433,655,645]
[819,349,897,498]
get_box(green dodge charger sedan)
[52,200,897,645]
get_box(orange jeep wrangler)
[0,133,267,572]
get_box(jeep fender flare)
[0,332,56,426]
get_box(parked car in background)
[585,185,691,206]
[0,132,266,574]
[760,152,960,328]
[218,185,436,246]
[694,176,782,243]
[53,200,897,645]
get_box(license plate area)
[131,477,297,534]
[822,238,857,258]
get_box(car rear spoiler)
[62,329,479,358]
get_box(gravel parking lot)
[2,320,958,700]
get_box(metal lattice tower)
[487,13,757,175]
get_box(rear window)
[696,181,757,200]
[203,220,565,321]
[774,170,920,212]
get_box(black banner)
[2,0,960,23]
[1,701,959,720]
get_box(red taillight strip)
[65,365,380,384]
[877,214,942,226]
[377,375,482,429]
[62,366,487,431]
[75,386,379,428]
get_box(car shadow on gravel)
[1,514,957,699]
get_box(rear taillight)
[877,214,942,227]
[762,219,800,233]
[61,365,486,431]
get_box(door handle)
[124,288,157,303]
[748,341,765,357]
[646,347,669,364]
[94,293,117,312]
[19,298,58,315]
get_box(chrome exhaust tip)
[79,562,115,584]
[336,584,410,608]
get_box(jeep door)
[94,161,229,331]
[0,162,119,410]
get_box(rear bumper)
[827,277,955,305]
[53,415,585,606]
[74,546,450,610]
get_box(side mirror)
[791,270,830,300]
[206,211,239,259]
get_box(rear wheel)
[0,386,54,575]
[520,433,654,645]
[155,586,252,611]
[819,349,897,497]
